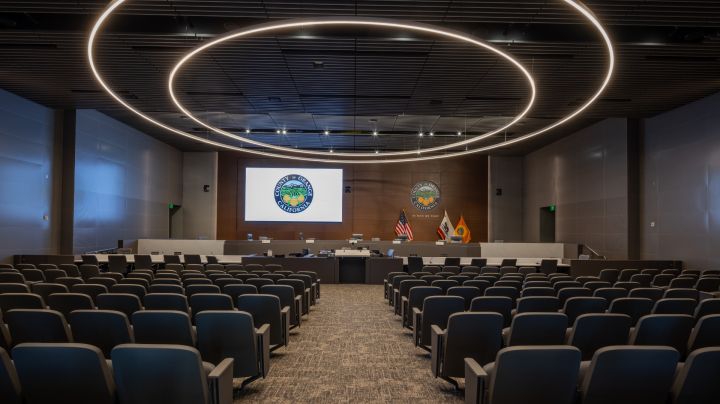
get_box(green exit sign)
[169,204,174,209]
[550,206,555,211]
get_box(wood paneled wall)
[217,152,488,242]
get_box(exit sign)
[550,206,555,211]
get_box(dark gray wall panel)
[524,118,629,259]
[0,89,62,264]
[641,91,720,270]
[73,110,183,254]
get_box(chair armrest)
[257,324,271,378]
[208,358,234,404]
[294,295,302,327]
[464,358,487,404]
[400,296,409,328]
[281,306,290,347]
[384,280,389,298]
[430,325,445,378]
[412,307,422,347]
[393,290,401,315]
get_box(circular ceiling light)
[166,17,536,158]
[88,0,612,164]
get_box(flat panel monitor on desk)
[396,235,408,241]
[450,235,463,243]
[245,167,343,222]
[351,234,363,240]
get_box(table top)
[398,256,569,267]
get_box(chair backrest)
[517,267,536,276]
[164,263,184,275]
[500,259,517,267]
[81,255,100,265]
[237,294,283,346]
[515,296,560,315]
[5,309,72,344]
[120,278,150,290]
[71,284,107,304]
[97,293,143,323]
[430,280,459,295]
[481,266,499,274]
[521,287,556,298]
[598,269,619,284]
[276,270,294,277]
[43,269,67,283]
[399,279,428,300]
[56,264,79,277]
[0,273,26,285]
[462,266,481,274]
[506,313,568,347]
[163,255,182,264]
[0,293,45,317]
[629,314,694,355]
[47,293,95,322]
[407,257,424,273]
[447,286,482,311]
[641,269,660,277]
[499,266,517,275]
[567,314,632,361]
[133,311,196,346]
[670,347,720,404]
[470,258,487,268]
[524,280,552,288]
[579,346,680,404]
[462,280,491,295]
[695,277,720,293]
[651,274,674,288]
[111,344,210,404]
[557,287,592,307]
[485,286,518,308]
[102,272,124,282]
[185,285,220,299]
[87,277,118,290]
[276,279,303,298]
[189,294,233,323]
[289,274,312,290]
[417,296,465,346]
[111,284,147,304]
[550,276,573,286]
[69,310,134,358]
[144,293,190,314]
[563,297,608,326]
[554,282,581,294]
[244,264,263,272]
[0,283,29,294]
[494,280,521,291]
[224,285,258,308]
[261,285,298,326]
[652,298,697,316]
[262,273,285,284]
[694,299,720,325]
[469,296,513,327]
[204,264,225,273]
[593,287,628,308]
[441,312,503,377]
[79,265,101,281]
[215,279,244,290]
[443,266,461,275]
[133,255,154,270]
[538,260,558,275]
[406,286,442,314]
[108,255,129,274]
[608,297,654,327]
[0,347,21,404]
[664,288,699,300]
[184,255,202,265]
[618,269,640,282]
[185,264,205,273]
[206,256,219,264]
[246,278,274,289]
[195,311,260,378]
[413,271,433,279]
[21,269,44,283]
[486,346,581,404]
[686,315,720,357]
[264,264,283,273]
[629,274,652,288]
[236,273,259,283]
[183,278,212,287]
[12,343,116,404]
[628,287,664,302]
[421,275,443,284]
[391,275,414,291]
[128,272,153,283]
[149,284,184,295]
[669,278,696,289]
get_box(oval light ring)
[168,16,536,157]
[88,0,613,164]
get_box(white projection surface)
[245,168,343,222]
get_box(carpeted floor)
[234,284,465,403]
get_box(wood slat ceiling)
[0,0,719,156]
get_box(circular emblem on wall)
[411,181,441,211]
[274,174,314,213]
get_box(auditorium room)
[1,0,720,403]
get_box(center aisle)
[235,284,465,403]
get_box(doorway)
[540,206,556,243]
[169,204,183,238]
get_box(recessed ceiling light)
[373,131,378,136]
[324,131,329,135]
[429,132,434,136]
[245,129,250,133]
[375,150,379,154]
[313,61,324,69]
[282,129,287,134]
[330,149,333,153]
[276,130,281,134]
[458,132,462,136]
[419,132,423,137]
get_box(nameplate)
[393,240,401,244]
[349,239,358,244]
[306,240,315,244]
[436,241,445,246]
[261,240,270,244]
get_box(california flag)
[437,210,455,240]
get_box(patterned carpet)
[234,284,465,403]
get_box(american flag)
[395,209,414,241]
